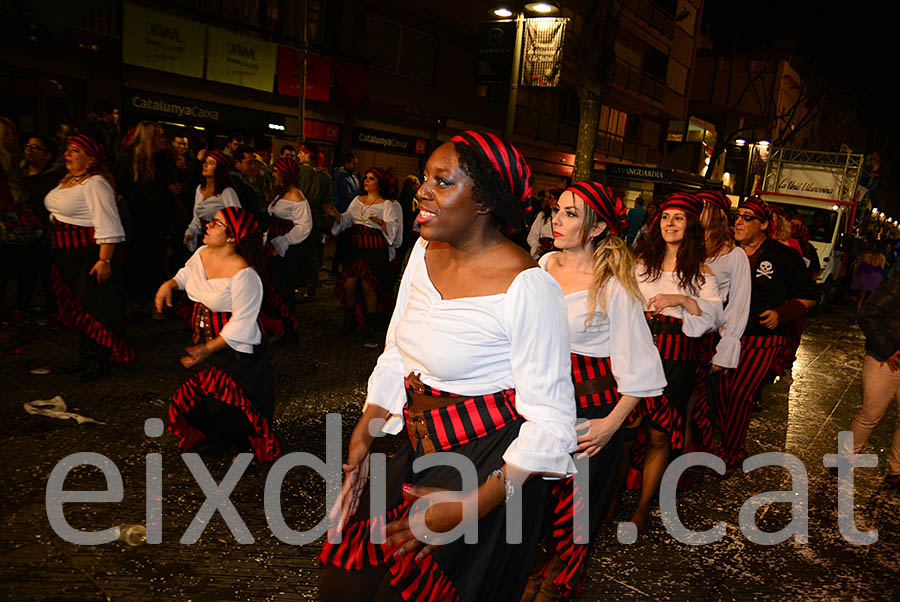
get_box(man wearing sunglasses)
[715,196,817,469]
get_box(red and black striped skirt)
[319,373,550,602]
[49,220,133,363]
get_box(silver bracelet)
[489,469,514,504]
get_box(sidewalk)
[1,302,898,601]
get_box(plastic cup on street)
[118,524,147,546]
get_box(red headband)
[274,157,299,176]
[565,181,627,236]
[738,196,769,223]
[298,145,313,156]
[660,192,703,218]
[207,150,235,171]
[219,207,259,245]
[697,190,730,215]
[450,130,533,211]
[68,134,106,164]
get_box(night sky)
[702,1,898,216]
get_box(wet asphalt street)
[1,293,898,601]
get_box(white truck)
[757,148,863,302]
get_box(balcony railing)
[611,59,666,104]
[623,0,674,38]
[596,130,660,165]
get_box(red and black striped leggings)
[716,334,785,466]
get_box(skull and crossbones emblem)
[757,261,774,279]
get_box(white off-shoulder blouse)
[44,176,125,243]
[366,238,577,478]
[173,247,263,354]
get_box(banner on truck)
[775,166,843,200]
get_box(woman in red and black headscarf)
[264,156,312,343]
[324,166,402,338]
[44,133,133,379]
[526,182,666,598]
[319,132,577,602]
[155,207,280,461]
[625,192,722,533]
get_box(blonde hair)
[772,213,792,242]
[126,120,162,182]
[585,228,644,328]
[704,204,734,258]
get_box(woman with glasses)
[626,193,721,533]
[324,167,402,339]
[43,134,132,378]
[156,207,280,461]
[183,150,241,252]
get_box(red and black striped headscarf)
[219,207,259,245]
[792,222,810,242]
[565,181,628,236]
[738,195,769,223]
[660,192,703,218]
[207,150,235,172]
[449,131,534,211]
[273,157,299,175]
[697,190,731,215]
[68,133,106,164]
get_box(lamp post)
[493,3,560,139]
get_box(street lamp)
[497,2,561,139]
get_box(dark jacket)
[859,274,900,362]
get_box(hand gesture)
[328,435,371,536]
[385,485,469,561]
[89,260,111,284]
[575,416,618,458]
[154,282,174,314]
[648,293,682,314]
[759,309,780,329]
[180,344,212,368]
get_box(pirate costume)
[167,208,280,462]
[715,196,815,467]
[264,157,313,337]
[44,134,133,370]
[331,167,403,327]
[535,183,666,598]
[319,132,577,602]
[184,150,241,252]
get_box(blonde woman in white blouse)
[324,167,402,339]
[44,133,132,378]
[529,182,666,598]
[319,132,576,602]
[156,207,280,461]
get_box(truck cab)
[759,195,850,296]
[758,148,862,303]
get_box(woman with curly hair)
[319,132,577,602]
[183,150,241,252]
[156,207,280,460]
[626,192,721,533]
[44,133,132,378]
[525,182,666,599]
[324,167,402,338]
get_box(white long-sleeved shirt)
[367,238,577,478]
[266,196,313,257]
[331,196,402,260]
[540,252,666,398]
[706,247,752,368]
[184,186,241,251]
[173,247,263,354]
[44,176,126,243]
[635,265,722,338]
[527,213,554,259]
